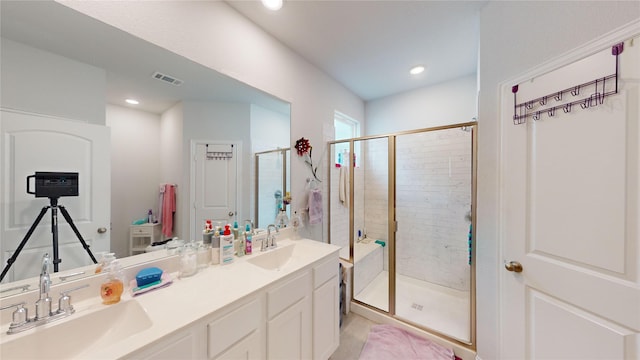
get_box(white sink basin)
[1,299,152,359]
[247,243,296,270]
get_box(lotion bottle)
[220,224,234,265]
[244,224,252,255]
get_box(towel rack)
[511,42,623,125]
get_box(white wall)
[106,105,162,257]
[250,104,289,153]
[477,2,640,359]
[0,38,106,124]
[365,75,477,135]
[58,0,366,243]
[160,103,184,239]
[181,101,252,238]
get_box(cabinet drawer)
[267,271,311,319]
[131,226,152,236]
[207,297,262,359]
[313,257,338,289]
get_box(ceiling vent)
[152,71,183,86]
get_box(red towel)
[162,184,176,237]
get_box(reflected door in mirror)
[193,142,238,238]
[0,111,110,282]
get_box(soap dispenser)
[276,209,289,229]
[100,258,124,305]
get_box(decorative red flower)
[295,137,321,182]
[295,137,311,156]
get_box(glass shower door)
[255,149,289,229]
[394,127,473,343]
[352,137,389,312]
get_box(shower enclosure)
[254,148,290,229]
[328,122,476,345]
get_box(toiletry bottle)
[100,259,124,305]
[232,221,239,240]
[276,209,289,228]
[220,224,234,265]
[237,235,245,257]
[147,209,153,223]
[244,224,252,255]
[211,228,220,265]
[95,252,116,274]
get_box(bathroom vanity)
[0,237,341,360]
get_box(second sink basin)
[1,299,152,359]
[247,243,296,271]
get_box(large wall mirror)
[0,1,290,289]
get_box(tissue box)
[136,267,163,287]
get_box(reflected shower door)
[255,149,289,229]
[352,137,389,312]
[395,128,473,342]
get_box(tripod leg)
[0,206,50,282]
[58,205,97,264]
[50,205,61,272]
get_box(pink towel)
[162,184,176,237]
[308,189,322,225]
[359,324,455,360]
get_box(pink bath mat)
[359,324,455,360]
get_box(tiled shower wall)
[331,129,471,292]
[394,129,472,291]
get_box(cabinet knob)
[228,211,234,217]
[97,227,107,234]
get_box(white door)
[192,142,238,239]
[0,110,110,282]
[501,32,640,359]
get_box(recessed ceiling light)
[410,65,425,75]
[125,99,139,105]
[262,0,283,11]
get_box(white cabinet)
[129,223,162,255]
[121,249,340,360]
[126,326,204,360]
[312,258,340,360]
[267,271,312,360]
[208,296,265,360]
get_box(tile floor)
[329,311,378,360]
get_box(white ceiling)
[1,1,484,115]
[227,0,485,101]
[0,1,290,115]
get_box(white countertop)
[0,238,340,359]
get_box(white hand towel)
[339,166,347,206]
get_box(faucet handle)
[57,284,89,314]
[0,302,28,327]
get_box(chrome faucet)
[0,253,88,334]
[266,224,279,249]
[35,253,52,320]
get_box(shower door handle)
[505,261,523,273]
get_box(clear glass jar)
[196,242,211,269]
[179,242,198,278]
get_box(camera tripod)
[0,197,97,282]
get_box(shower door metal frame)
[254,148,289,228]
[327,121,477,349]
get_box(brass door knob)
[505,261,523,273]
[97,227,107,234]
